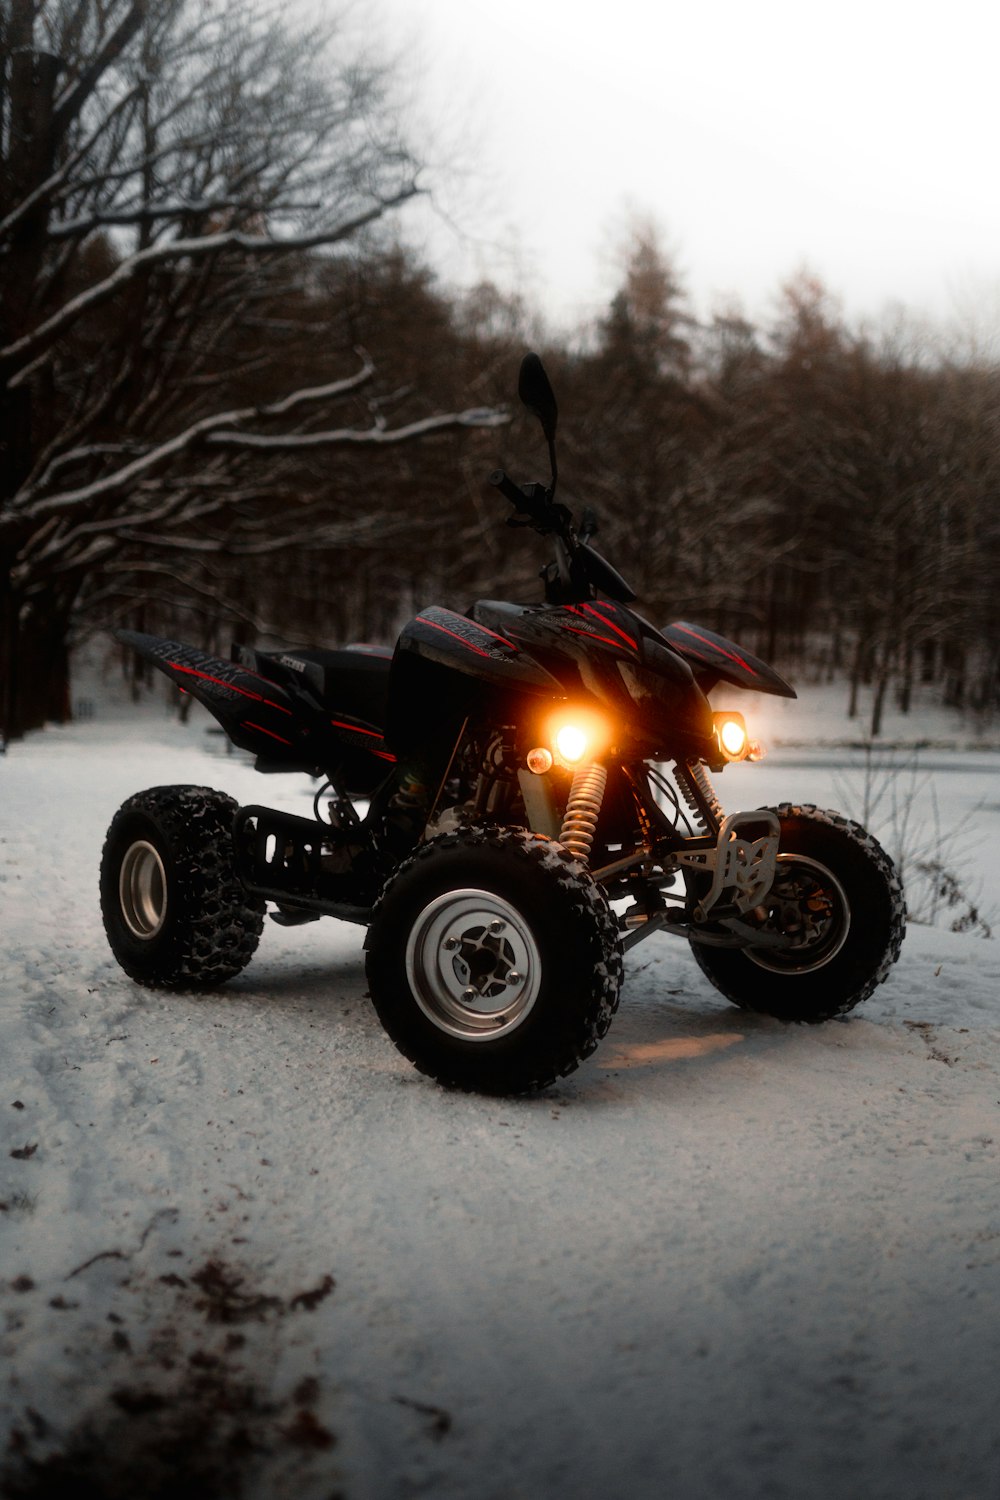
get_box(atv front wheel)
[365,827,623,1094]
[100,785,264,989]
[691,804,905,1022]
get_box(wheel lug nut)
[461,987,477,1004]
[488,919,506,934]
[506,970,521,985]
[444,937,459,950]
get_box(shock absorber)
[674,761,724,835]
[559,762,608,862]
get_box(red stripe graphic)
[330,718,382,739]
[671,625,759,677]
[467,619,518,650]
[419,618,491,658]
[331,718,394,759]
[581,602,637,649]
[560,623,629,651]
[168,660,292,715]
[242,720,293,746]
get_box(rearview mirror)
[518,353,558,442]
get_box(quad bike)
[101,354,906,1095]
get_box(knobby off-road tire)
[691,804,905,1023]
[365,827,623,1095]
[100,785,264,990]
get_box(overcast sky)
[372,0,1000,335]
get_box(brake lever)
[578,506,599,544]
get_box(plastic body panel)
[117,631,308,759]
[394,607,562,693]
[471,599,716,758]
[659,621,797,699]
[116,630,396,789]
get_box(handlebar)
[489,468,566,532]
[488,468,527,508]
[488,470,635,604]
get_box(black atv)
[101,354,905,1094]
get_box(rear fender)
[115,629,312,759]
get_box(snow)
[2,671,999,1499]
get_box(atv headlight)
[713,711,750,762]
[543,707,612,768]
[555,724,589,763]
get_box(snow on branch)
[11,360,372,523]
[46,196,319,240]
[204,409,509,454]
[0,190,421,381]
[13,355,507,527]
[0,82,144,244]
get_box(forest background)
[2,0,998,743]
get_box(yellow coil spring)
[559,762,608,862]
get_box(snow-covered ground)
[2,667,998,1499]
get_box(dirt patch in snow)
[2,1258,339,1500]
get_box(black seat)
[276,647,393,729]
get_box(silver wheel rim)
[405,888,542,1041]
[747,853,851,974]
[119,840,168,939]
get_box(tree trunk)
[0,558,19,746]
[5,596,73,733]
[870,641,894,738]
[897,639,914,714]
[870,669,889,738]
[0,387,33,741]
[944,642,967,708]
[1,43,59,740]
[847,633,865,720]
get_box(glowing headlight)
[555,724,589,764]
[713,711,750,761]
[720,719,747,756]
[544,707,613,768]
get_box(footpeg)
[270,907,321,927]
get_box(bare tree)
[0,0,503,738]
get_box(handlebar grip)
[489,468,528,507]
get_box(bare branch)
[205,408,510,453]
[50,1,148,142]
[0,82,144,243]
[1,190,421,380]
[46,195,321,240]
[85,559,295,637]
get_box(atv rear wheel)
[365,827,623,1094]
[100,786,264,989]
[691,804,905,1022]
